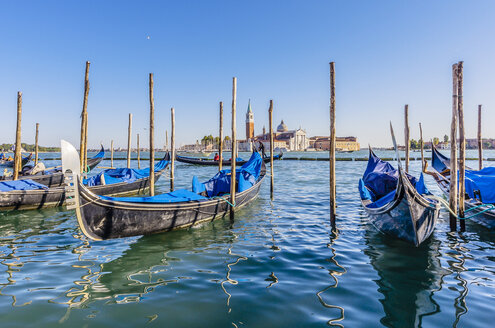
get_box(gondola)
[175,151,282,166]
[430,146,495,229]
[0,153,32,167]
[358,126,440,246]
[61,140,265,241]
[0,153,170,211]
[0,145,105,187]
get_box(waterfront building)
[310,136,360,151]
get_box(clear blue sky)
[1,0,494,148]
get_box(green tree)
[410,139,418,149]
[433,137,439,145]
[444,134,449,143]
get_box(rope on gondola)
[425,195,495,220]
[214,195,236,208]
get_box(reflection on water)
[364,223,446,328]
[0,155,494,326]
[316,230,346,327]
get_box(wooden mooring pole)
[457,61,465,232]
[269,100,274,199]
[449,63,459,232]
[171,107,175,192]
[230,77,237,219]
[127,113,132,168]
[79,61,90,172]
[149,73,155,196]
[478,104,483,170]
[137,133,141,169]
[13,92,22,180]
[84,111,88,171]
[419,123,424,172]
[110,140,114,168]
[329,62,336,227]
[404,104,410,173]
[34,123,39,165]
[219,101,224,171]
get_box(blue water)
[0,150,494,327]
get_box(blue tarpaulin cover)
[358,151,428,208]
[98,152,263,204]
[464,168,495,204]
[200,152,262,197]
[99,189,207,203]
[0,179,48,192]
[84,159,169,186]
[432,148,495,203]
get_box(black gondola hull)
[74,173,265,240]
[363,185,438,246]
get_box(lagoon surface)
[0,150,494,327]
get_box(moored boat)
[358,148,440,246]
[0,153,169,211]
[62,140,265,240]
[176,151,282,166]
[429,146,495,229]
[0,153,32,167]
[0,145,105,187]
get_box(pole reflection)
[316,229,346,327]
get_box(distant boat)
[176,151,283,166]
[0,153,32,168]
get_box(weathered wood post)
[219,101,224,171]
[230,77,237,219]
[137,133,141,169]
[110,140,114,168]
[329,62,336,227]
[34,123,39,165]
[404,104,410,173]
[79,61,90,172]
[13,92,22,180]
[269,100,274,200]
[457,61,466,232]
[84,111,88,171]
[127,113,132,168]
[478,104,483,170]
[149,73,155,196]
[419,123,424,172]
[449,63,459,232]
[170,107,175,192]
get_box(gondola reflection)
[316,230,346,328]
[363,222,447,328]
[53,218,238,310]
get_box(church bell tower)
[246,99,254,139]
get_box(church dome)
[277,120,288,132]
